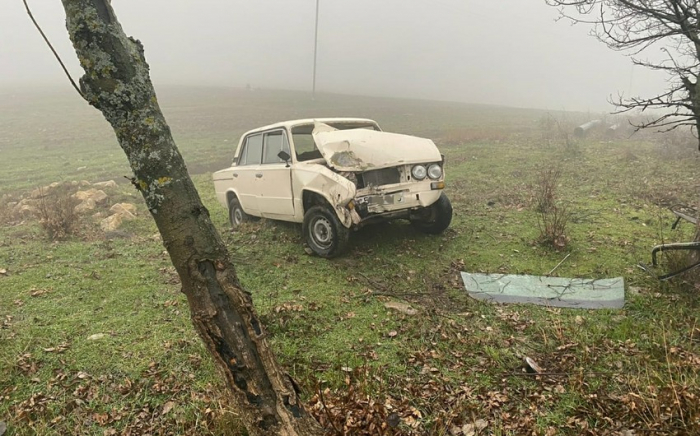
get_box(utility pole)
[312,0,319,100]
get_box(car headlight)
[411,164,427,180]
[427,163,442,180]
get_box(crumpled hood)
[312,123,442,171]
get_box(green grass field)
[1,86,700,435]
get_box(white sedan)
[213,118,452,257]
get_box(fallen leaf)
[388,330,398,338]
[43,342,69,353]
[87,333,106,341]
[461,423,475,436]
[30,288,51,297]
[524,356,543,373]
[384,301,418,316]
[161,401,175,415]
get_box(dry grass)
[4,87,700,436]
[439,127,510,145]
[35,184,81,240]
[0,194,19,226]
[534,167,570,250]
[537,112,580,151]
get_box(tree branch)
[548,0,700,148]
[23,0,84,100]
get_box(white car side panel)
[257,165,295,218]
[230,166,260,216]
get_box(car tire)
[302,205,350,258]
[228,198,249,229]
[411,193,453,235]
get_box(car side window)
[262,130,290,164]
[239,134,263,166]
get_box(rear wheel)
[303,206,350,258]
[411,193,453,234]
[228,198,249,229]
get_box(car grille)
[358,167,401,188]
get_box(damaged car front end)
[312,123,451,233]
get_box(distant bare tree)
[546,0,700,148]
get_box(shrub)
[534,168,570,250]
[538,112,577,152]
[0,194,18,226]
[36,184,80,240]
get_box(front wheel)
[228,198,249,229]
[302,206,350,258]
[411,193,453,234]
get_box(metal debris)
[640,208,700,280]
[573,119,602,137]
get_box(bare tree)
[53,1,324,434]
[546,0,700,147]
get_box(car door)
[232,133,262,216]
[256,129,295,218]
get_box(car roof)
[241,118,378,136]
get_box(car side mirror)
[278,150,291,167]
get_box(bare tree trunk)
[59,1,324,434]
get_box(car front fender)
[293,165,357,228]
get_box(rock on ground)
[12,199,39,217]
[93,180,118,189]
[73,189,108,205]
[100,214,123,232]
[109,203,137,216]
[74,198,97,214]
[29,182,62,199]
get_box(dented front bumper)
[343,180,444,227]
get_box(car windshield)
[291,122,380,162]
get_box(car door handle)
[255,173,263,178]
[232,173,238,178]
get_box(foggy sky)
[1,0,669,111]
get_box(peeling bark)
[59,1,324,434]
